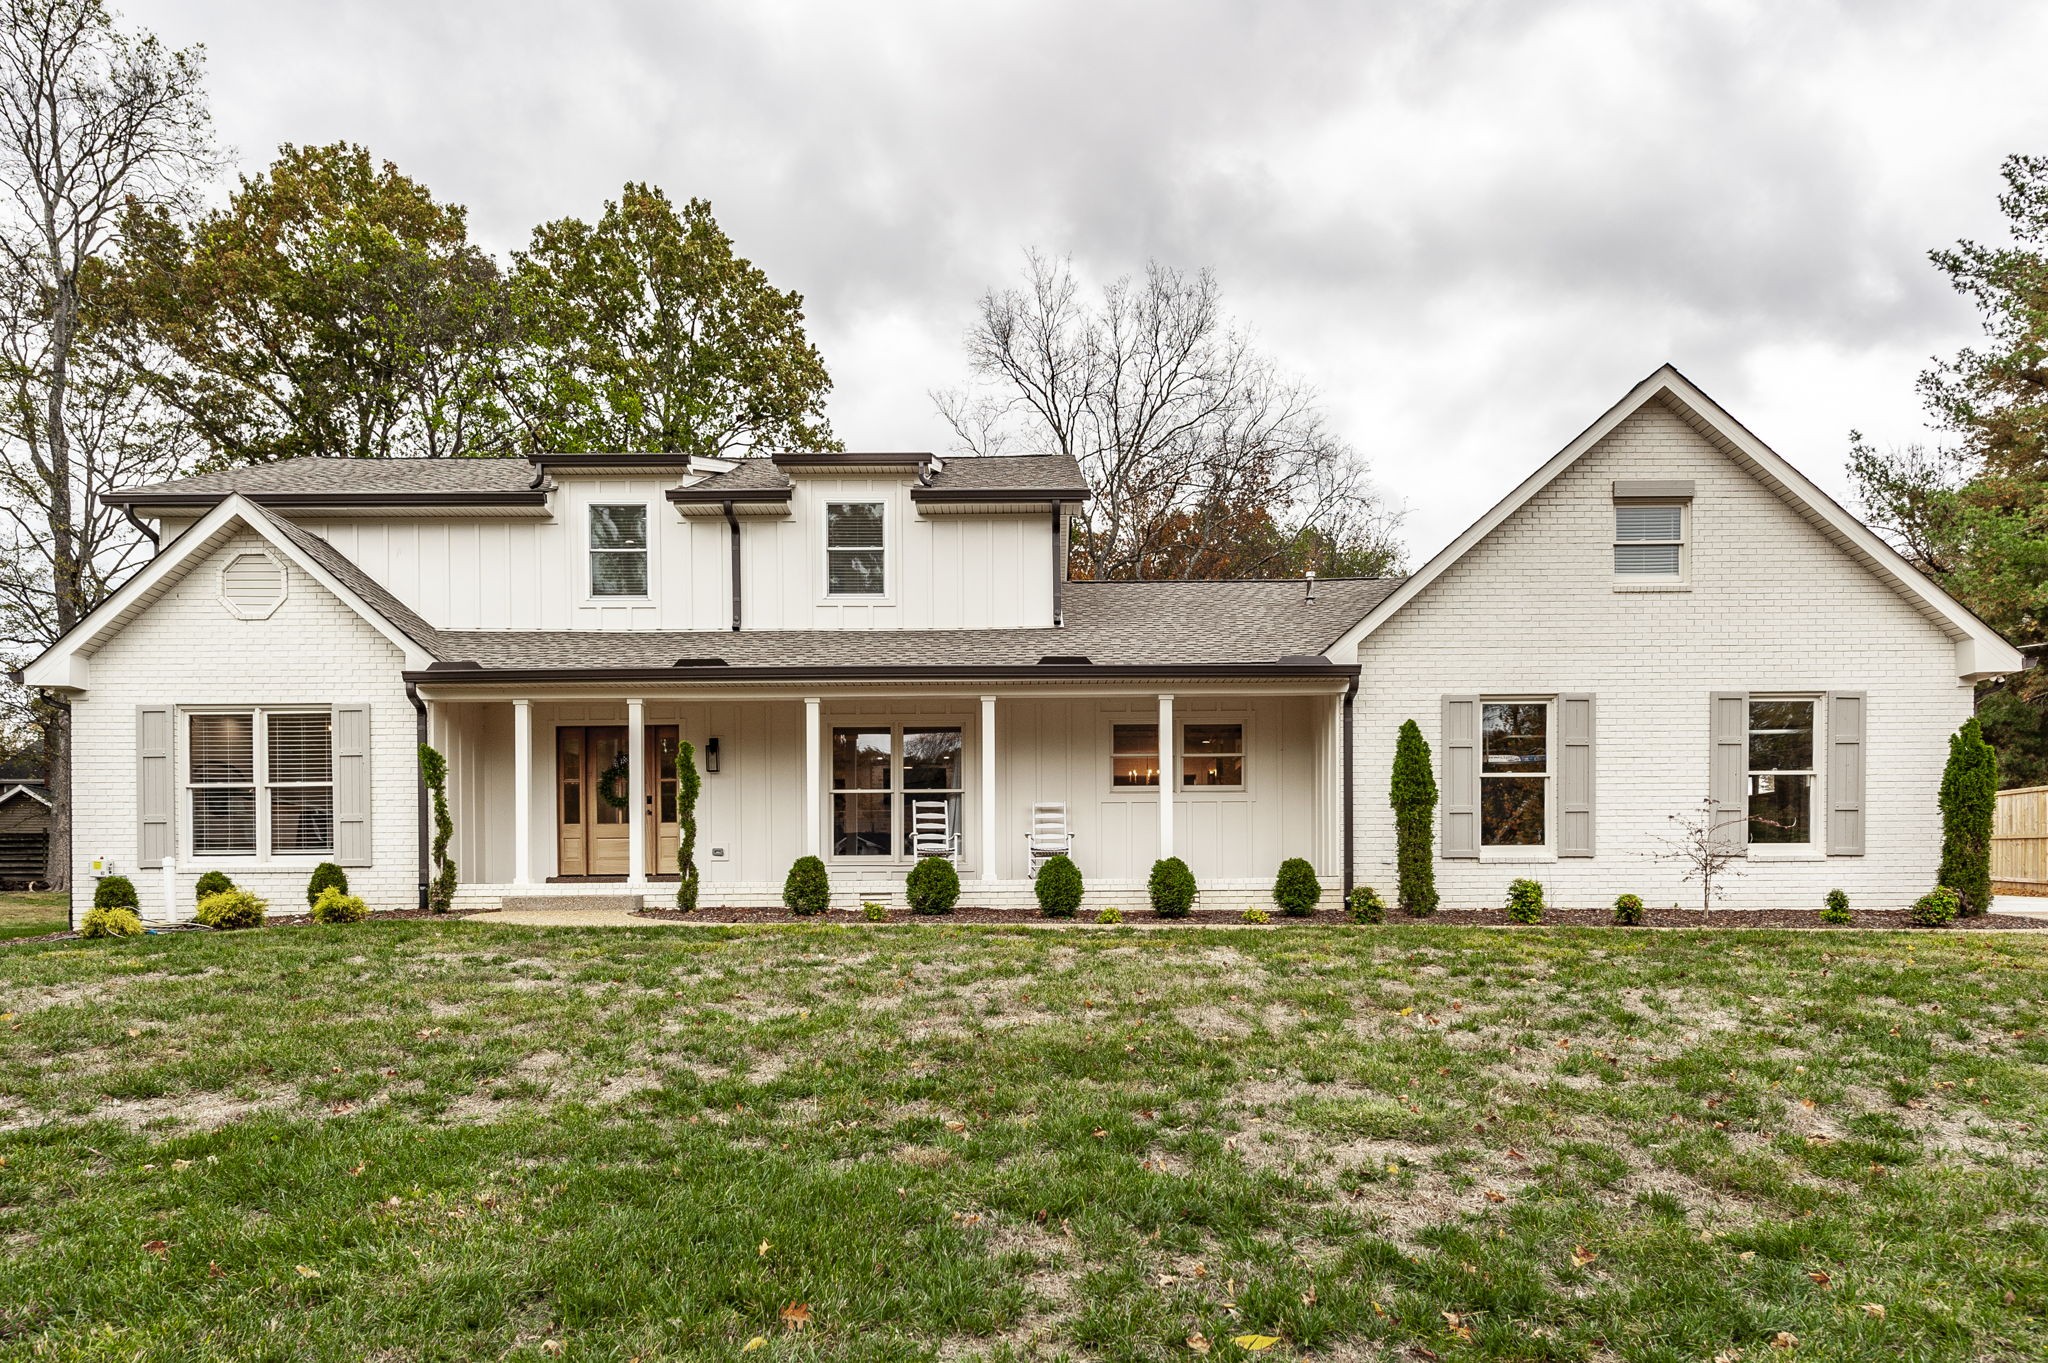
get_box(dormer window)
[589,504,648,597]
[1613,503,1685,579]
[826,502,885,596]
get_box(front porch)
[423,681,1352,913]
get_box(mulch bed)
[632,904,2048,930]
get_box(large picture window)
[831,724,963,858]
[1480,701,1547,847]
[1747,699,1815,844]
[188,709,333,857]
[589,504,649,597]
[826,502,885,596]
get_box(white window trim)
[1107,719,1165,792]
[821,500,891,603]
[586,502,653,603]
[1745,693,1826,860]
[1177,719,1248,794]
[181,705,336,865]
[823,714,973,868]
[1479,695,1553,861]
[1612,501,1690,590]
[1103,717,1250,794]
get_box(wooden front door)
[556,725,679,878]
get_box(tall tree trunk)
[40,274,74,889]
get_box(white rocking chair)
[910,798,959,862]
[1026,802,1073,876]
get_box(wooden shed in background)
[0,783,50,889]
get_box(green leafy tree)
[1852,154,2048,783]
[1389,719,1438,915]
[504,185,835,456]
[112,142,516,463]
[675,738,701,912]
[1938,717,1998,915]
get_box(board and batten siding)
[68,530,417,923]
[1349,396,1973,910]
[298,474,1056,634]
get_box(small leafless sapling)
[1649,798,1750,911]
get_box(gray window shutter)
[137,706,173,869]
[1441,696,1479,858]
[1709,692,1749,853]
[334,705,372,867]
[1557,694,1596,857]
[1826,691,1866,856]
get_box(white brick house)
[18,366,2025,923]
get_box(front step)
[495,893,646,914]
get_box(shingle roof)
[917,453,1089,499]
[418,578,1397,674]
[670,460,793,498]
[108,457,539,502]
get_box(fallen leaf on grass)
[541,1343,564,1358]
[294,1265,319,1278]
[779,1303,810,1330]
[1860,1303,1886,1319]
[1483,1189,1507,1203]
[741,1337,767,1353]
[1231,1335,1281,1351]
[944,1120,967,1133]
[1187,1334,1212,1354]
[1771,1331,1797,1349]
[1571,1246,1598,1267]
[1807,1271,1832,1289]
[207,1261,224,1279]
[757,1240,771,1257]
[142,1240,168,1258]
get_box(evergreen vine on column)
[676,739,702,911]
[419,744,457,913]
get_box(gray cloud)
[129,0,2048,555]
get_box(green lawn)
[0,889,67,940]
[0,921,2044,1361]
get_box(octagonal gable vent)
[219,550,287,620]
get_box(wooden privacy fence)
[1994,785,2048,887]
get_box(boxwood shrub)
[193,870,235,899]
[1148,857,1196,918]
[1273,858,1321,917]
[306,862,349,907]
[905,856,960,915]
[1035,854,1083,918]
[1820,888,1852,925]
[93,875,138,910]
[195,889,267,931]
[783,856,831,916]
[1909,886,1960,928]
[1505,878,1545,925]
[1612,893,1645,926]
[1348,885,1386,924]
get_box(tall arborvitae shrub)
[419,744,457,913]
[1938,717,1998,915]
[676,738,702,911]
[1390,720,1439,916]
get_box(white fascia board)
[20,494,432,690]
[0,784,52,808]
[1325,364,2027,682]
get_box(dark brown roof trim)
[771,451,931,467]
[103,489,551,510]
[407,660,1358,685]
[528,453,695,470]
[665,486,794,504]
[911,486,1091,503]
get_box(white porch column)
[803,697,822,858]
[626,698,647,886]
[980,695,998,882]
[1157,692,1175,859]
[512,699,533,886]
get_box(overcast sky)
[127,0,2048,561]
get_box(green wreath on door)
[597,752,632,811]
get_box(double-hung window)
[589,504,649,597]
[1181,724,1244,788]
[826,502,886,596]
[830,724,964,858]
[1747,699,1815,845]
[1112,724,1161,787]
[188,710,333,857]
[1479,701,1548,847]
[1614,503,1685,579]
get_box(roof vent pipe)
[1304,570,1316,604]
